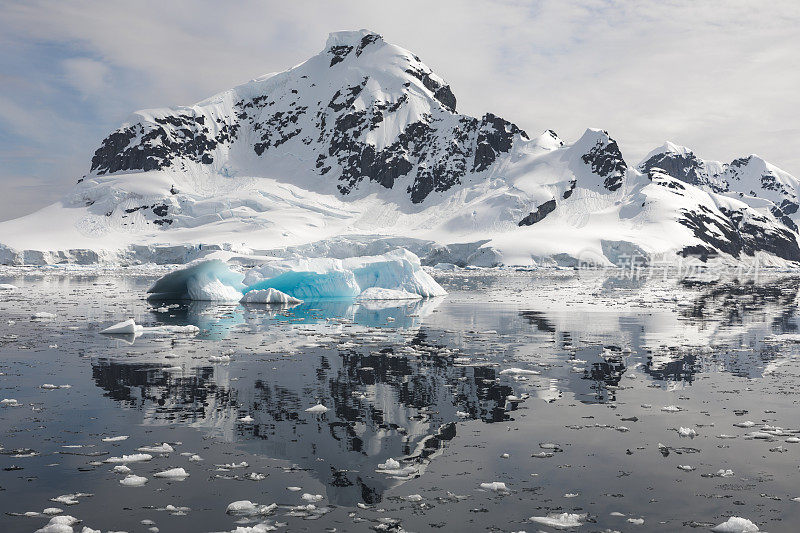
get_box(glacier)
[147,249,446,302]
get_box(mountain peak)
[325,29,383,49]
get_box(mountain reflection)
[90,274,800,504]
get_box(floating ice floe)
[112,465,131,474]
[105,453,153,463]
[147,249,446,302]
[153,467,189,479]
[1,398,20,407]
[529,512,585,528]
[50,493,92,505]
[137,443,174,454]
[225,500,277,516]
[101,435,129,442]
[238,415,255,423]
[35,515,79,533]
[41,384,71,390]
[119,474,148,487]
[678,427,697,438]
[479,481,509,492]
[305,404,329,414]
[710,516,760,532]
[301,493,323,503]
[101,318,199,336]
[0,283,18,290]
[32,312,56,319]
[499,368,541,376]
[661,405,682,412]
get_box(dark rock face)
[581,133,626,191]
[677,205,800,261]
[91,114,238,175]
[639,151,727,192]
[519,199,557,226]
[329,45,353,67]
[404,66,457,112]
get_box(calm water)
[0,269,799,532]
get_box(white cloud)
[61,57,110,96]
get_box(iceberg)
[148,259,245,301]
[240,288,303,305]
[148,249,446,302]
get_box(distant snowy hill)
[1,29,799,266]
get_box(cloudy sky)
[1,0,799,221]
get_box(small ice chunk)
[0,283,18,290]
[120,474,148,487]
[678,427,697,438]
[153,467,189,479]
[628,517,645,525]
[479,481,509,492]
[405,494,423,502]
[499,368,540,376]
[112,465,132,474]
[305,404,329,414]
[239,415,254,423]
[225,501,277,516]
[105,453,153,463]
[287,486,302,492]
[733,421,756,428]
[661,405,682,412]
[301,493,323,503]
[710,516,760,532]
[35,515,79,533]
[102,435,129,442]
[677,465,695,471]
[41,384,71,390]
[101,318,143,334]
[530,512,585,528]
[1,398,20,406]
[137,443,174,454]
[32,312,57,319]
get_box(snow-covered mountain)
[1,29,799,266]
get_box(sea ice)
[101,319,143,335]
[710,516,760,532]
[499,368,541,376]
[0,283,18,290]
[153,467,189,479]
[102,435,129,442]
[479,481,509,492]
[305,404,329,413]
[529,512,585,528]
[119,474,148,487]
[105,453,153,463]
[32,312,57,319]
[137,443,174,454]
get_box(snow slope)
[1,29,799,266]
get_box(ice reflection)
[89,274,800,504]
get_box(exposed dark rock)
[581,133,626,191]
[519,199,556,226]
[328,45,353,67]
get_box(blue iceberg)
[148,249,446,302]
